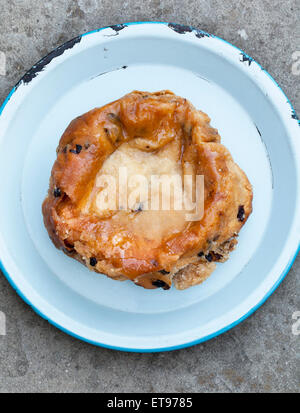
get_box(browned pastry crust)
[42,90,252,290]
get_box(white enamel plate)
[0,22,299,351]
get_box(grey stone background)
[0,0,299,393]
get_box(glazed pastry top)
[42,90,252,289]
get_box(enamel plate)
[0,22,299,352]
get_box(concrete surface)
[0,0,299,393]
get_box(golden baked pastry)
[42,90,252,290]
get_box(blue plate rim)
[0,21,299,352]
